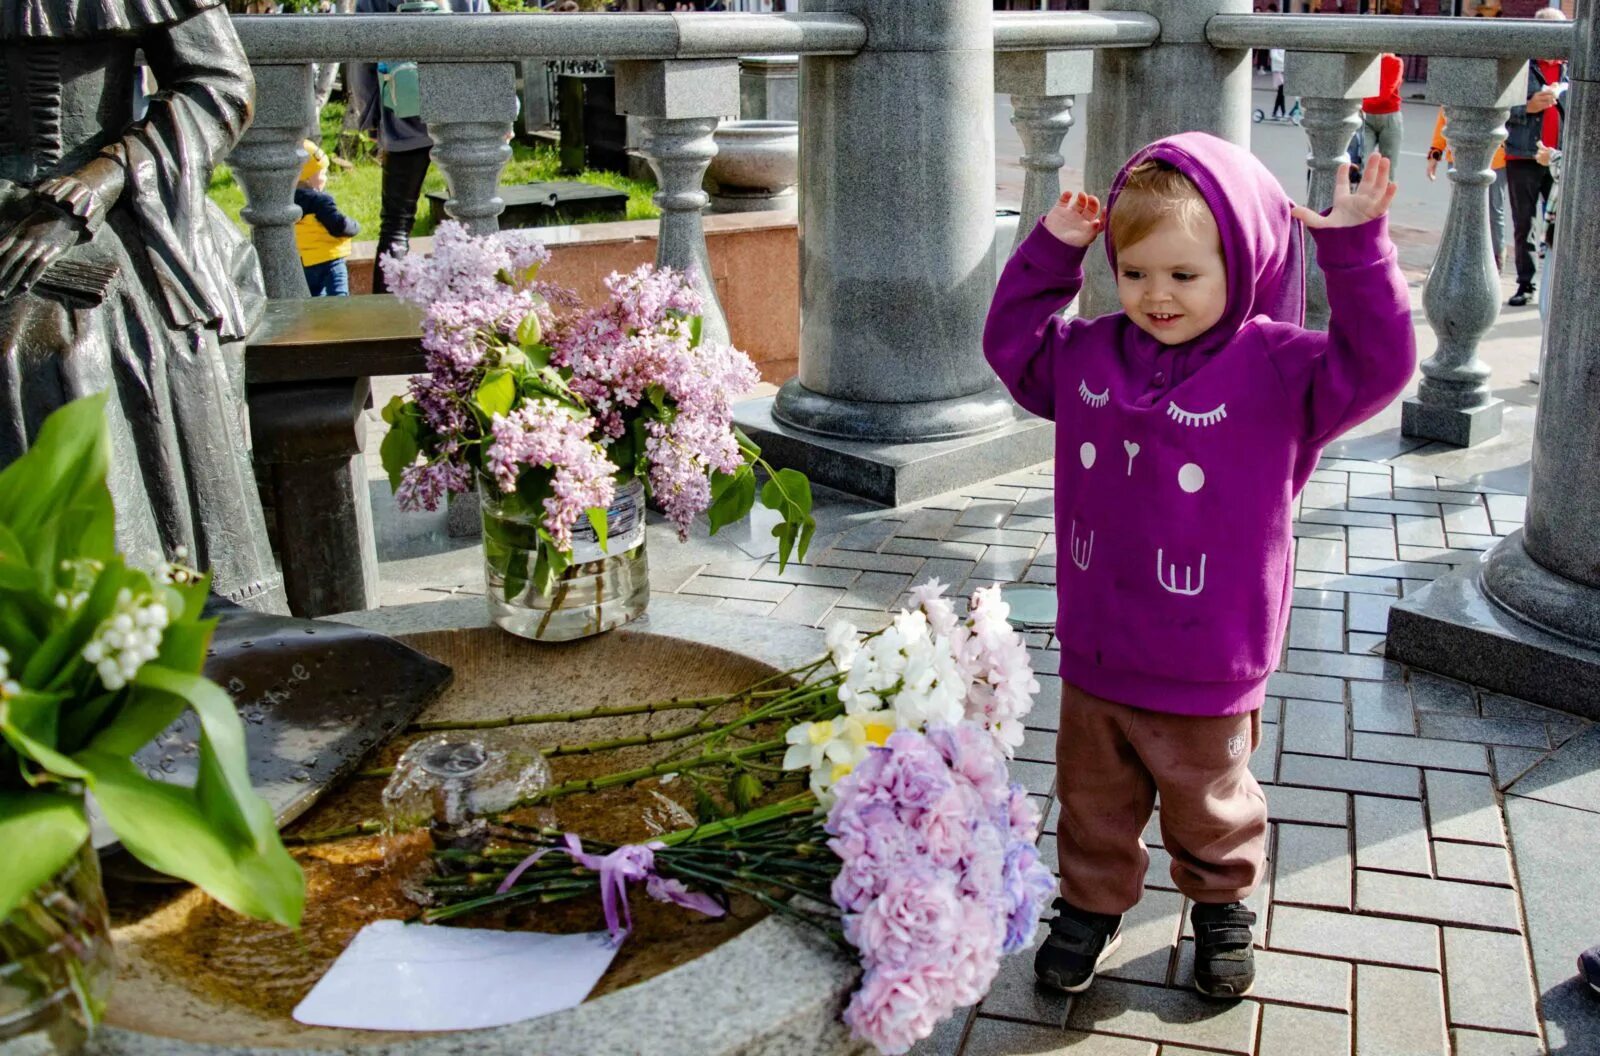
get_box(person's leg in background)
[1273,83,1286,119]
[371,146,433,295]
[1506,157,1552,303]
[1488,166,1508,274]
[1375,112,1403,168]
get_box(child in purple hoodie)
[984,133,1415,999]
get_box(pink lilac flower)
[485,404,616,550]
[394,458,472,513]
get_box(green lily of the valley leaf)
[475,370,517,420]
[759,468,816,572]
[0,391,111,557]
[706,466,757,537]
[586,507,609,553]
[0,791,90,920]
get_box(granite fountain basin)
[88,600,865,1056]
[706,120,799,213]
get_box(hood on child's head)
[1105,132,1305,354]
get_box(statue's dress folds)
[0,0,286,610]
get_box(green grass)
[208,101,660,237]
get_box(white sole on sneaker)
[1048,931,1123,995]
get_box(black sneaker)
[1191,901,1257,999]
[1509,285,1535,307]
[1034,898,1122,994]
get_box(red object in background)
[1537,58,1564,147]
[1363,54,1405,113]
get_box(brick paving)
[646,454,1585,1056]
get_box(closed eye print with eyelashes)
[1166,401,1227,428]
[1078,380,1109,409]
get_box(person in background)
[294,140,360,297]
[1359,53,1404,166]
[348,0,491,295]
[1270,48,1287,120]
[1427,109,1507,274]
[1502,8,1565,307]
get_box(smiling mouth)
[1146,312,1184,327]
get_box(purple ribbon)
[496,833,725,943]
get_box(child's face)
[1115,211,1228,347]
[304,169,327,192]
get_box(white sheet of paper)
[292,920,620,1032]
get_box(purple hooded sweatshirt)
[984,132,1416,717]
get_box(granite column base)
[1386,539,1600,718]
[1400,396,1505,447]
[734,396,1053,508]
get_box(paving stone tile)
[1484,493,1527,523]
[1300,479,1348,509]
[1352,732,1487,773]
[1308,468,1349,484]
[1425,770,1506,846]
[1450,1028,1545,1056]
[1270,906,1439,969]
[906,1006,970,1056]
[1443,928,1542,1034]
[1009,759,1058,797]
[1064,978,1260,1054]
[845,610,894,632]
[1293,571,1401,597]
[895,507,961,540]
[1345,471,1393,499]
[1295,536,1347,573]
[1299,507,1396,529]
[1015,489,1055,519]
[977,935,1069,1027]
[718,598,777,616]
[1142,809,1163,848]
[1288,607,1345,652]
[956,500,1016,529]
[1347,525,1399,560]
[1347,557,1449,580]
[1442,503,1494,536]
[1293,520,1346,541]
[1346,682,1416,738]
[1353,795,1431,876]
[1447,532,1499,551]
[1417,714,1549,751]
[1394,513,1448,548]
[833,519,900,552]
[678,574,795,603]
[1259,697,1283,724]
[836,570,915,611]
[965,544,1037,585]
[1017,727,1055,764]
[1281,698,1347,757]
[1322,458,1392,476]
[1264,784,1348,825]
[1505,726,1600,814]
[1020,563,1057,587]
[1101,888,1183,985]
[1408,671,1479,715]
[1265,672,1344,703]
[945,526,1045,549]
[1345,592,1399,636]
[1391,486,1484,507]
[1346,631,1387,655]
[1351,497,1444,517]
[702,556,766,578]
[1033,535,1058,567]
[1544,714,1591,749]
[1274,823,1352,909]
[1029,649,1060,676]
[1356,870,1520,930]
[964,1020,1156,1056]
[904,558,977,592]
[816,548,926,575]
[1145,846,1177,890]
[1257,1004,1349,1056]
[1490,746,1549,790]
[1292,588,1346,611]
[1356,965,1449,1055]
[750,561,861,588]
[1397,544,1477,566]
[1433,841,1512,886]
[1285,648,1393,681]
[1005,514,1055,535]
[962,480,1033,500]
[1279,754,1421,799]
[1250,721,1280,784]
[766,585,845,626]
[880,536,989,561]
[1173,942,1351,1012]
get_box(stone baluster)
[229,64,315,300]
[1080,0,1251,317]
[615,60,740,347]
[419,63,520,234]
[997,51,1095,257]
[1387,2,1600,711]
[1285,52,1379,331]
[1401,57,1526,447]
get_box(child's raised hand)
[1043,191,1103,248]
[1293,152,1398,230]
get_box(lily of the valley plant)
[378,222,815,597]
[0,394,304,927]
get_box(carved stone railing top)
[1206,13,1574,60]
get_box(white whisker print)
[1167,401,1227,428]
[1156,549,1207,596]
[1079,380,1110,409]
[1071,521,1094,571]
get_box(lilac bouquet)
[378,222,815,596]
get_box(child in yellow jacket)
[294,140,360,297]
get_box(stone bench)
[425,180,629,230]
[246,295,425,620]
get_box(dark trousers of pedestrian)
[371,145,432,294]
[304,259,350,297]
[1273,85,1285,119]
[1507,157,1553,291]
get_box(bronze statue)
[0,0,286,611]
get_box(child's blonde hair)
[1109,160,1213,253]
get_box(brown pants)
[1055,682,1268,916]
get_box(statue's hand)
[0,206,85,299]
